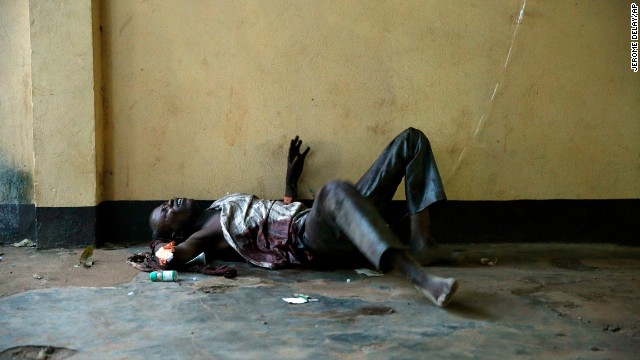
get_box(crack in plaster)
[448,0,527,179]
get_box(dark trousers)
[301,127,446,269]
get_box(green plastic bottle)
[150,270,178,282]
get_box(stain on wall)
[0,155,32,204]
[0,154,34,242]
[0,0,34,202]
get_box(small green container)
[150,270,178,282]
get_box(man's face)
[149,198,195,235]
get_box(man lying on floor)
[148,128,458,307]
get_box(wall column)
[29,0,102,248]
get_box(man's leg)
[354,127,451,264]
[409,208,459,265]
[386,249,458,307]
[303,180,457,307]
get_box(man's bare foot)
[387,250,459,307]
[417,276,458,307]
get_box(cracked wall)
[3,0,638,210]
[101,0,638,201]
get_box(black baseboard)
[3,200,636,248]
[429,199,639,245]
[96,199,639,247]
[35,207,95,249]
[96,200,170,247]
[0,203,35,244]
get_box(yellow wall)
[1,0,102,208]
[0,0,33,203]
[3,0,639,208]
[102,0,639,202]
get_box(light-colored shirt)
[210,193,311,269]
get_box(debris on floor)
[0,345,77,359]
[355,268,384,277]
[79,245,94,268]
[12,239,35,247]
[282,297,307,304]
[603,324,621,332]
[480,257,498,266]
[282,294,319,304]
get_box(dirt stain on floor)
[198,284,237,294]
[0,345,77,360]
[290,305,396,322]
[551,258,597,271]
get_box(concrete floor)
[1,243,639,359]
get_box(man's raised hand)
[285,136,310,202]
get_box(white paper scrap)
[355,268,384,277]
[283,297,308,304]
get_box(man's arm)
[284,135,310,204]
[153,212,225,267]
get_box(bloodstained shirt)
[209,193,312,269]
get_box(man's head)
[149,198,198,238]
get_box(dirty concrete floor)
[0,243,639,359]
